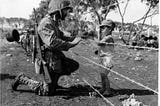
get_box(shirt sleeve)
[60,31,75,41]
[101,36,114,44]
[38,22,71,51]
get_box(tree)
[73,0,119,40]
[30,0,51,23]
[115,0,130,44]
[127,0,159,44]
[29,0,120,41]
[0,18,5,31]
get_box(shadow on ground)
[12,84,155,99]
[55,84,98,99]
[0,74,16,80]
[114,88,155,96]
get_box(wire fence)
[92,41,159,51]
[68,41,158,105]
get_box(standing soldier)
[95,19,116,96]
[25,28,31,55]
[11,0,82,96]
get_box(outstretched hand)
[94,37,105,46]
[71,37,82,45]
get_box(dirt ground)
[0,38,158,106]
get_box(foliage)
[0,17,28,24]
[0,17,29,29]
[28,0,159,41]
[29,0,51,23]
[141,0,159,7]
[28,0,119,40]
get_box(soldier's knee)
[64,58,79,72]
[72,60,79,70]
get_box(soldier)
[12,0,82,96]
[95,19,115,96]
[131,32,138,46]
[137,34,147,47]
[152,36,158,48]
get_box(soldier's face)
[101,26,112,36]
[61,7,73,20]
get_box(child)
[95,19,115,96]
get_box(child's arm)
[96,36,109,46]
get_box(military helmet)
[99,19,115,29]
[48,0,73,14]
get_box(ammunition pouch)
[44,49,65,73]
[35,44,65,74]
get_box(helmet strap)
[50,10,62,21]
[59,9,64,20]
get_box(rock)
[118,94,129,101]
[134,57,143,61]
[124,56,130,60]
[121,94,147,106]
[127,53,132,56]
[6,54,12,57]
[131,67,136,71]
[114,77,120,80]
[76,79,80,82]
[9,48,15,50]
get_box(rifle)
[33,8,52,84]
[32,26,36,63]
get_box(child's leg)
[100,69,111,95]
[99,55,113,95]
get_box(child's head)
[141,34,145,38]
[99,19,115,36]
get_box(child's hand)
[94,37,105,46]
[71,37,82,45]
[97,41,106,46]
[93,37,99,43]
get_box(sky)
[107,0,159,25]
[0,0,41,19]
[0,0,159,25]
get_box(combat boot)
[11,73,25,91]
[11,73,43,94]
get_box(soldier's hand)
[67,37,82,49]
[71,30,79,37]
[71,37,82,45]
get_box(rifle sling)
[36,34,52,84]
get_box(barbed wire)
[70,49,157,105]
[69,50,158,95]
[82,78,115,106]
[87,40,159,51]
[113,43,158,51]
[69,48,157,106]
[80,40,158,60]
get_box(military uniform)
[11,0,80,96]
[37,14,79,94]
[36,14,75,73]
